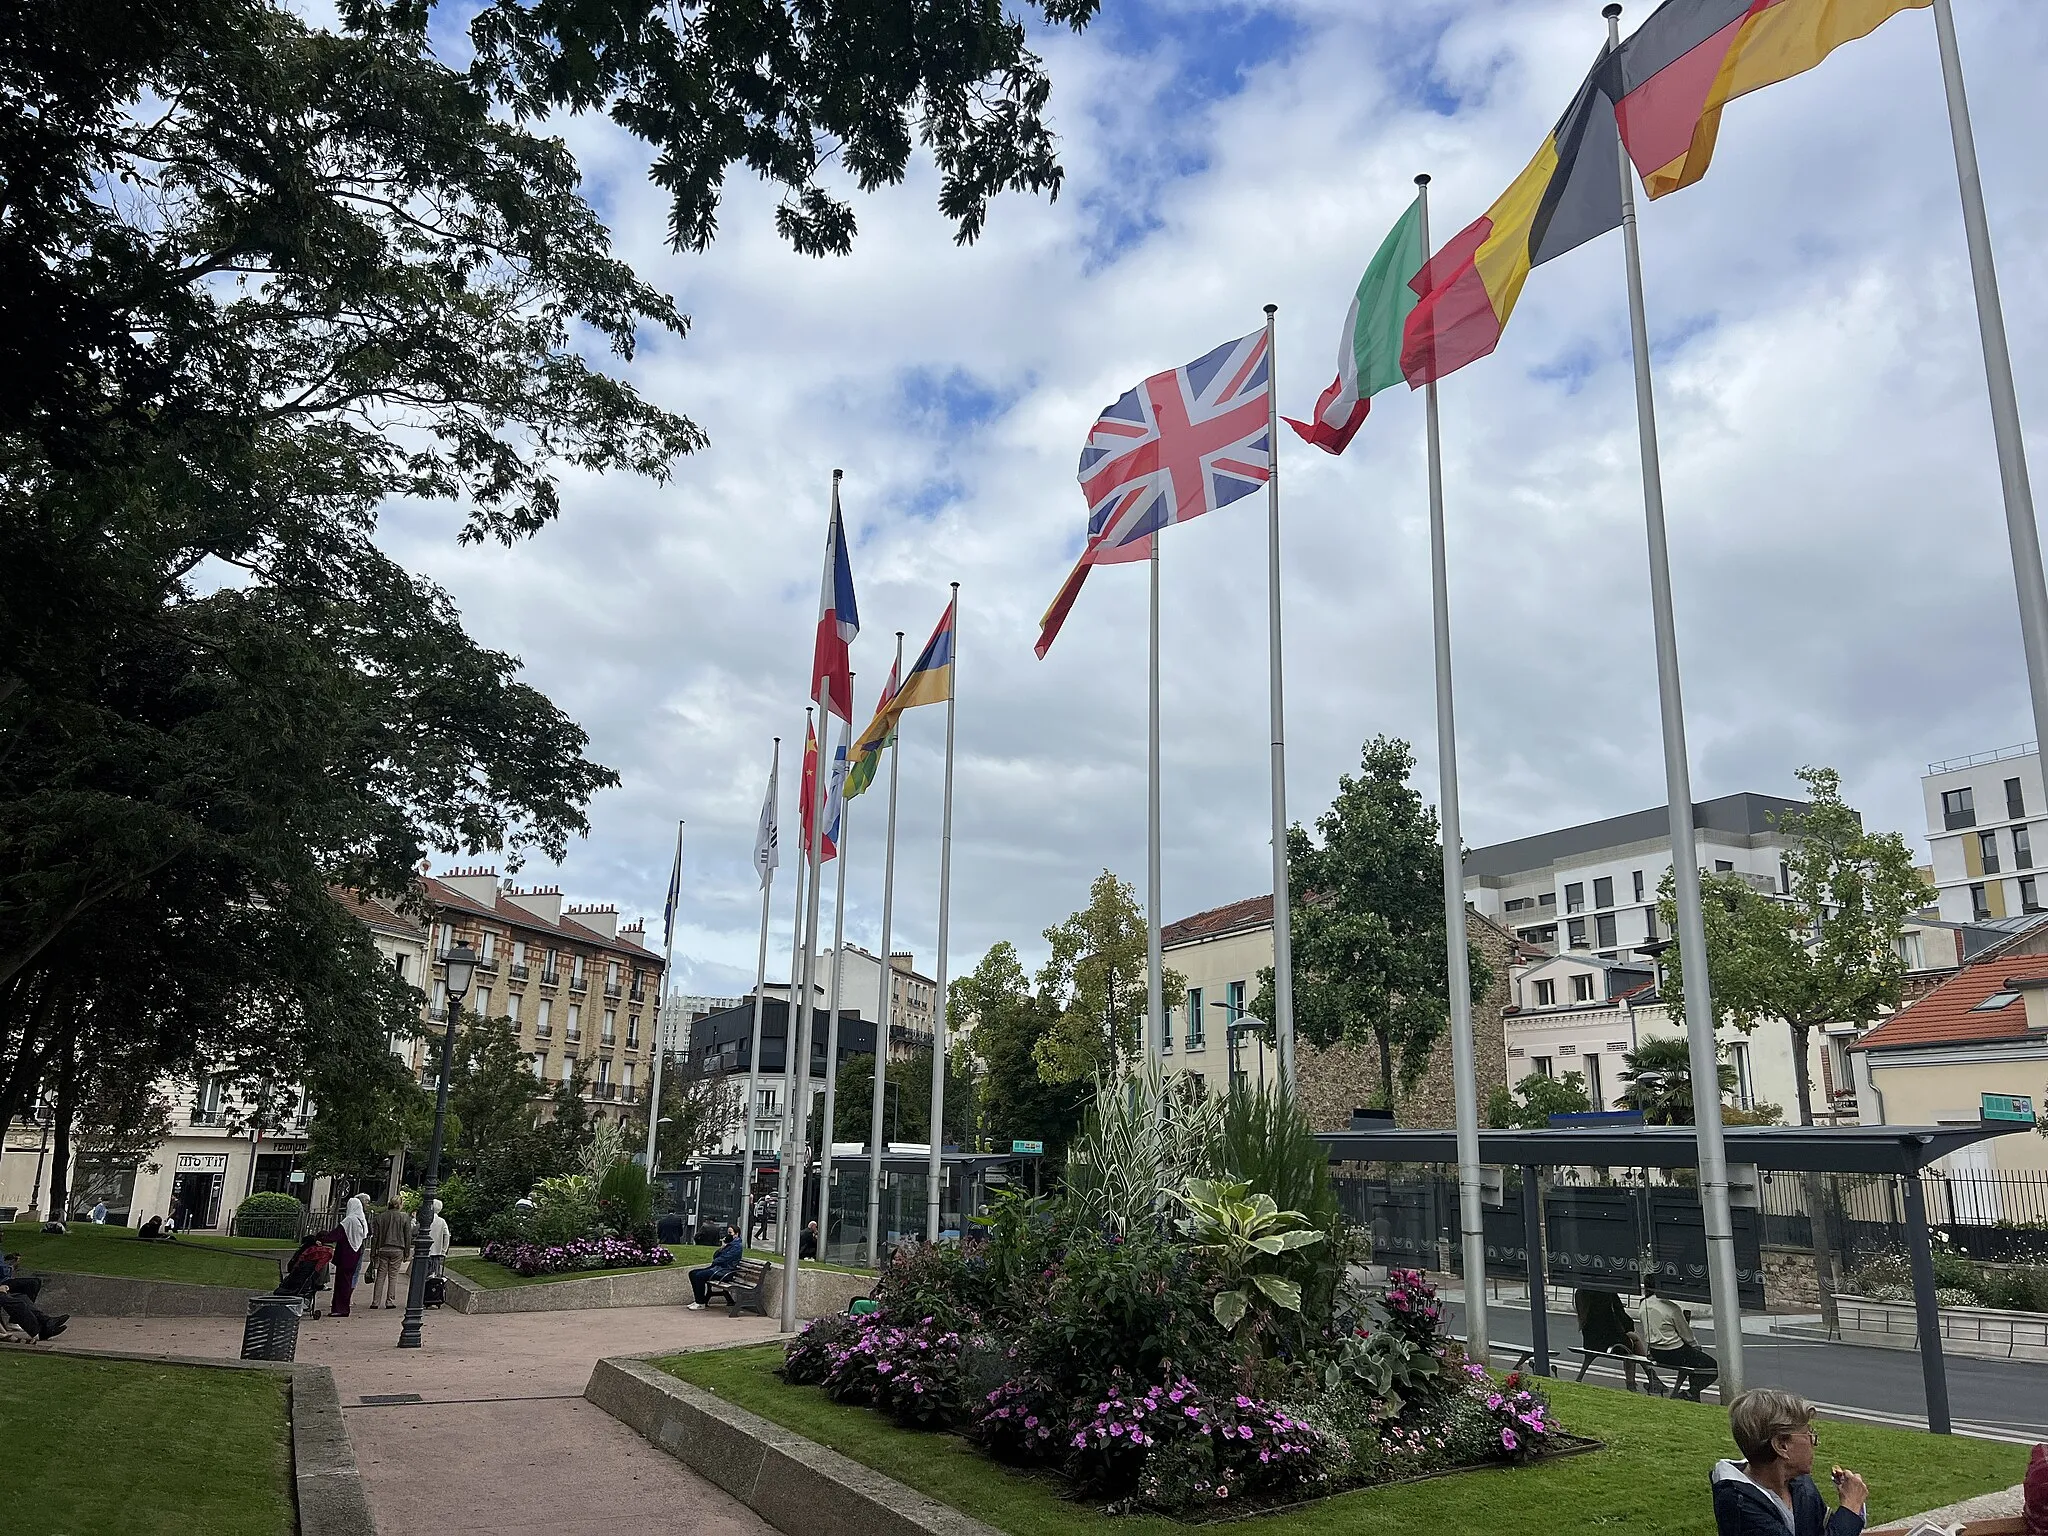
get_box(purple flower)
[1501,1428,1519,1452]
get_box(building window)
[1571,973,1594,1003]
[602,1008,617,1043]
[2017,825,2034,870]
[1643,906,1660,943]
[432,979,447,1017]
[572,953,586,984]
[1505,897,1533,913]
[474,986,491,1019]
[392,952,408,980]
[1971,883,1992,921]
[1731,1041,1754,1110]
[627,1015,640,1048]
[480,931,496,961]
[1567,918,1588,949]
[1944,786,1977,830]
[1538,892,1556,908]
[567,1004,581,1041]
[1595,913,1618,948]
[597,1057,612,1089]
[1227,979,1246,1029]
[2009,777,2027,820]
[1189,1072,1206,1097]
[512,939,526,969]
[1979,830,2002,874]
[1185,987,1205,1049]
[622,1063,634,1098]
[1533,979,1556,1007]
[1593,876,1614,909]
[507,993,522,1024]
[1532,1055,1553,1078]
[1584,1054,1603,1111]
[535,999,551,1036]
[2023,876,2041,914]
[1714,859,1734,873]
[1565,882,1585,913]
[561,1056,575,1083]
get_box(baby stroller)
[277,1238,333,1319]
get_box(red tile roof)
[417,876,660,966]
[1852,962,2048,1052]
[1162,894,1274,948]
[331,887,427,939]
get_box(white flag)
[754,758,780,887]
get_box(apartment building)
[1922,742,2048,929]
[419,868,664,1125]
[1159,896,1282,1097]
[1464,792,1807,962]
[813,946,939,1059]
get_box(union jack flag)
[1037,328,1271,657]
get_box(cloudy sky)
[377,0,2048,996]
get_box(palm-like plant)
[1617,1036,1737,1126]
[1176,1176,1325,1329]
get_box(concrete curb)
[585,1354,1002,1536]
[449,1260,872,1320]
[39,1270,265,1317]
[23,1346,373,1536]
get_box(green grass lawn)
[658,1344,2029,1536]
[2,1221,283,1288]
[449,1243,873,1290]
[0,1351,293,1536]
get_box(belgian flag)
[1400,47,1626,387]
[1611,0,1931,200]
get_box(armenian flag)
[1401,46,1625,386]
[852,597,955,766]
[1611,0,1930,200]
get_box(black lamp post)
[399,940,475,1349]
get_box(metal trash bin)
[241,1294,304,1362]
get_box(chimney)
[503,884,564,925]
[619,919,650,952]
[564,903,619,941]
[891,951,915,974]
[437,866,501,907]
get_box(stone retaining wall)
[446,1260,872,1319]
[586,1353,998,1536]
[39,1271,263,1318]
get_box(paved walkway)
[65,1302,784,1535]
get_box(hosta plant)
[1176,1177,1325,1330]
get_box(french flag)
[810,480,859,720]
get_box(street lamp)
[1211,999,1267,1094]
[399,940,475,1349]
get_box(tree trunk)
[1788,1019,1841,1329]
[1376,1031,1394,1110]
[48,1036,77,1222]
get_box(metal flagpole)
[925,584,961,1242]
[1604,2,1742,1398]
[1930,0,2048,757]
[818,708,854,1264]
[773,811,808,1249]
[782,476,841,1331]
[645,820,684,1175]
[1414,179,1490,1368]
[739,740,780,1245]
[1146,541,1166,1083]
[867,632,905,1267]
[1261,303,1298,1095]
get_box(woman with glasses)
[1711,1389,1868,1535]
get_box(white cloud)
[378,0,2048,989]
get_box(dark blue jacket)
[707,1237,744,1278]
[1711,1461,1865,1536]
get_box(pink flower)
[1501,1428,1519,1451]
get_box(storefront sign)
[175,1153,230,1172]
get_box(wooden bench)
[1571,1346,1670,1396]
[705,1258,770,1317]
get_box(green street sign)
[1981,1092,2035,1124]
[1011,1139,1045,1156]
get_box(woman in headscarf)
[320,1194,370,1317]
[424,1198,451,1280]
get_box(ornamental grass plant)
[776,1080,1577,1517]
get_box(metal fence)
[1760,1169,2048,1268]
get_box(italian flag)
[1286,196,1425,456]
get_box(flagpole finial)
[951,581,960,591]
[1414,173,1430,187]
[1264,303,1277,316]
[897,630,905,639]
[833,468,844,481]
[1602,3,1622,16]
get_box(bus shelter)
[1316,1116,2033,1434]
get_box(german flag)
[1401,48,1625,386]
[1611,0,1930,199]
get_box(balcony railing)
[569,978,588,995]
[625,1034,640,1051]
[427,1006,450,1022]
[508,964,530,980]
[565,1028,581,1044]
[617,1087,638,1105]
[628,988,646,1004]
[595,1083,616,1100]
[539,971,560,987]
[476,955,499,972]
[191,1109,229,1127]
[600,1033,615,1048]
[532,1024,552,1040]
[603,983,622,1000]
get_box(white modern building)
[1921,741,2047,928]
[1464,792,1807,962]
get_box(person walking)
[321,1195,369,1317]
[423,1198,451,1281]
[368,1197,414,1309]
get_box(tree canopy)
[1032,871,1181,1086]
[953,941,1085,1164]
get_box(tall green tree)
[450,1018,543,1161]
[1485,1072,1592,1130]
[1033,871,1181,1086]
[1263,737,1488,1108]
[1659,766,1922,1128]
[954,942,1086,1164]
[1616,1036,1736,1126]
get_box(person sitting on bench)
[687,1226,744,1310]
[1711,1389,1866,1536]
[1642,1275,1717,1402]
[1575,1287,1652,1391]
[1,1281,66,1341]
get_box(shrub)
[969,1372,1064,1463]
[597,1161,654,1236]
[783,1312,859,1387]
[232,1192,306,1239]
[477,1234,671,1277]
[1069,1372,1332,1512]
[528,1174,599,1246]
[810,1314,972,1426]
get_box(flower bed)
[773,1081,1581,1520]
[477,1234,673,1277]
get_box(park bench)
[1570,1345,1670,1396]
[706,1258,770,1317]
